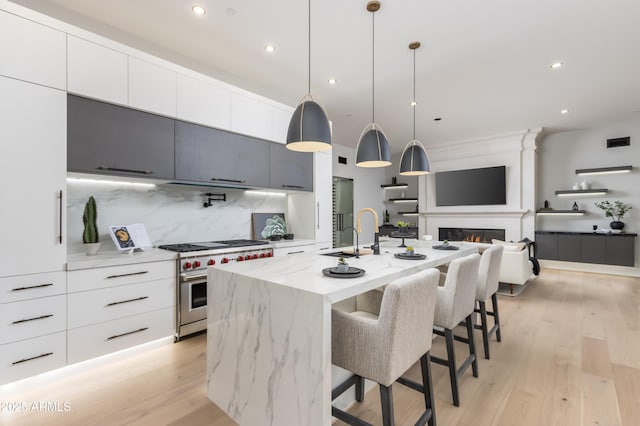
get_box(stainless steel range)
[158,239,273,341]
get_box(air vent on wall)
[607,136,630,148]
[338,156,347,164]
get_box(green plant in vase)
[337,256,349,273]
[405,245,415,256]
[595,200,632,231]
[82,196,100,255]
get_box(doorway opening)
[333,177,354,248]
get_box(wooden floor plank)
[0,268,638,426]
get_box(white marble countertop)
[269,239,317,248]
[215,239,477,304]
[67,248,177,270]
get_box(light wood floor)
[1,269,638,425]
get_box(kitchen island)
[206,239,478,426]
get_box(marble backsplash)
[67,179,289,254]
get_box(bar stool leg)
[492,293,502,342]
[379,384,395,426]
[478,300,490,359]
[465,315,479,377]
[420,352,437,426]
[355,375,365,402]
[444,328,460,407]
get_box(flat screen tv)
[435,166,506,206]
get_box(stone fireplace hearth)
[439,227,505,243]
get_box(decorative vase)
[84,242,101,256]
[610,221,625,230]
[337,264,349,273]
[406,249,415,256]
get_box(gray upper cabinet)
[269,143,313,192]
[67,95,174,179]
[175,121,270,188]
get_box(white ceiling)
[11,0,640,152]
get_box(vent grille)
[607,136,630,148]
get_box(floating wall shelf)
[575,165,632,176]
[398,211,420,216]
[388,198,418,203]
[536,209,585,215]
[381,183,409,189]
[555,189,608,196]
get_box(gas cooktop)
[158,239,268,253]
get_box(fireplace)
[439,227,505,243]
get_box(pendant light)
[399,41,430,176]
[355,1,391,168]
[286,0,332,152]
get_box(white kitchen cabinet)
[67,35,127,104]
[0,294,66,345]
[0,271,66,304]
[272,105,293,144]
[128,57,176,117]
[67,307,174,364]
[67,261,174,293]
[231,92,272,141]
[0,331,67,386]
[0,10,66,90]
[0,77,66,277]
[67,279,175,329]
[315,151,333,244]
[176,73,230,129]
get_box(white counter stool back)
[331,268,441,426]
[474,245,504,359]
[431,253,481,407]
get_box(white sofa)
[498,247,536,295]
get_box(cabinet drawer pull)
[12,352,53,365]
[210,178,246,184]
[11,283,54,292]
[106,296,149,307]
[182,274,207,282]
[106,271,149,279]
[97,166,153,175]
[287,250,304,255]
[106,327,148,341]
[281,184,304,189]
[58,190,63,244]
[12,314,54,325]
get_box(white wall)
[384,152,419,226]
[537,117,640,268]
[67,180,289,254]
[331,144,387,245]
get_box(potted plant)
[595,200,632,230]
[442,239,449,246]
[82,196,100,255]
[405,245,415,256]
[337,256,349,273]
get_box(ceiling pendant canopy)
[399,41,430,176]
[286,0,332,152]
[356,0,391,168]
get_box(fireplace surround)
[439,227,505,243]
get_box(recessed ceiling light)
[434,117,442,121]
[225,8,236,16]
[410,101,417,106]
[550,62,563,69]
[561,109,569,114]
[192,5,206,16]
[328,78,337,85]
[265,45,276,53]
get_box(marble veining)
[66,180,288,254]
[207,240,478,425]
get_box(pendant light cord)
[413,47,416,141]
[308,0,311,94]
[372,11,375,123]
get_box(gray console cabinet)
[269,143,313,192]
[174,121,270,188]
[535,231,636,267]
[67,95,175,179]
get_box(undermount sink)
[321,252,358,258]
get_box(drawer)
[67,261,175,293]
[0,271,66,304]
[0,331,66,385]
[67,307,174,364]
[67,278,175,329]
[0,295,66,345]
[273,244,315,257]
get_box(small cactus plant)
[82,196,99,243]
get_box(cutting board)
[341,247,373,256]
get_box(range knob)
[237,256,244,262]
[251,254,259,260]
[265,252,273,258]
[207,259,216,266]
[183,261,192,270]
[221,257,229,264]
[193,260,201,268]
[244,255,251,260]
[259,253,266,258]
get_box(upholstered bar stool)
[331,268,441,426]
[474,244,504,359]
[431,253,481,407]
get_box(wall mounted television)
[435,166,506,206]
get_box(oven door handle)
[181,274,208,282]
